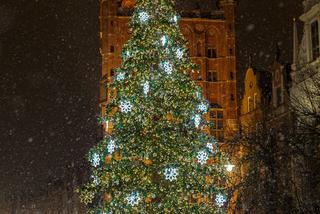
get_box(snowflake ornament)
[215,193,227,207]
[107,139,116,154]
[171,15,178,23]
[206,143,214,153]
[116,72,125,81]
[139,11,149,22]
[101,212,112,214]
[91,152,100,167]
[198,102,208,113]
[120,100,132,113]
[197,150,209,165]
[161,61,173,74]
[91,175,100,185]
[193,114,201,128]
[161,35,168,46]
[125,51,131,58]
[125,191,141,206]
[143,81,150,96]
[164,167,179,181]
[196,91,202,99]
[176,48,184,59]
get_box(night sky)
[0,0,301,196]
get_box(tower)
[99,0,238,142]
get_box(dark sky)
[0,0,302,196]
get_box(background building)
[99,0,238,142]
[290,0,320,212]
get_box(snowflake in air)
[125,191,141,206]
[90,152,100,167]
[215,193,227,207]
[107,139,116,154]
[164,167,179,181]
[120,100,132,113]
[139,11,149,22]
[197,150,209,165]
[161,61,173,74]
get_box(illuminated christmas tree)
[80,0,229,213]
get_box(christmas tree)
[80,0,229,213]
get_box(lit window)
[311,20,319,61]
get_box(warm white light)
[105,120,109,131]
[225,164,235,172]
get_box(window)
[197,73,202,81]
[209,108,224,141]
[229,48,233,55]
[311,20,319,61]
[254,93,258,109]
[231,94,235,102]
[110,46,115,53]
[230,72,234,80]
[207,70,217,82]
[248,97,254,112]
[276,87,283,106]
[207,48,217,58]
[197,42,202,57]
[110,68,115,77]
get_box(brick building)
[99,0,238,142]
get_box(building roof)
[251,67,272,105]
[175,0,223,19]
[117,0,225,19]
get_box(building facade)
[291,0,320,113]
[99,0,238,142]
[238,52,295,212]
[290,0,320,212]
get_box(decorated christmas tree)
[80,0,229,213]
